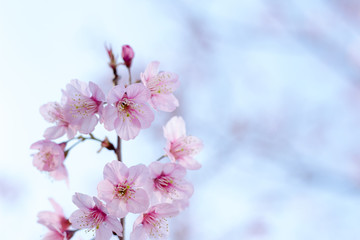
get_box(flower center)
[70,94,98,118]
[38,151,57,171]
[84,207,106,229]
[114,182,135,201]
[116,97,134,118]
[142,211,168,238]
[154,174,174,193]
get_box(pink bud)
[105,44,118,70]
[122,45,134,68]
[59,142,67,151]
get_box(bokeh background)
[2,0,360,239]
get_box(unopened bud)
[122,45,134,68]
[98,137,115,153]
[59,142,67,151]
[105,45,118,70]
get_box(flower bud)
[122,45,134,68]
[105,45,118,70]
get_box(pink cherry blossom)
[40,102,78,140]
[30,140,68,181]
[62,79,105,134]
[163,116,203,170]
[97,160,150,218]
[37,198,73,240]
[140,61,179,112]
[122,45,134,68]
[149,162,193,203]
[69,193,122,240]
[130,203,179,240]
[102,83,154,140]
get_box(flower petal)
[126,83,151,103]
[126,189,149,214]
[150,93,179,112]
[44,126,66,140]
[114,115,141,140]
[163,116,186,141]
[72,192,94,210]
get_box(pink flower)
[130,203,179,240]
[69,193,122,240]
[149,162,193,203]
[62,80,105,134]
[140,61,179,112]
[30,140,68,181]
[122,45,134,68]
[97,160,150,218]
[102,83,154,140]
[37,198,73,240]
[163,116,203,170]
[40,102,78,140]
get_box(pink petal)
[93,197,108,214]
[69,209,88,229]
[40,102,58,123]
[179,156,201,170]
[44,126,66,140]
[149,162,163,178]
[142,61,160,83]
[49,198,64,216]
[97,180,115,203]
[78,115,98,134]
[43,230,65,240]
[50,164,68,181]
[102,105,117,131]
[175,181,194,199]
[72,192,94,210]
[130,226,147,240]
[107,199,128,218]
[105,216,123,237]
[157,71,180,91]
[163,116,186,141]
[89,81,105,102]
[125,83,151,103]
[103,160,128,185]
[126,189,149,214]
[165,163,186,179]
[154,203,179,218]
[132,103,154,129]
[107,85,125,104]
[128,164,149,187]
[69,79,88,96]
[95,224,113,240]
[114,115,141,140]
[150,93,179,112]
[66,126,77,139]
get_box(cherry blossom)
[140,61,180,112]
[40,102,78,140]
[97,160,150,218]
[69,193,122,240]
[130,203,179,240]
[163,116,203,170]
[102,83,154,140]
[149,162,193,204]
[62,79,105,134]
[30,140,68,181]
[37,198,73,240]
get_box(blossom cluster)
[32,45,203,240]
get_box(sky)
[1,0,360,239]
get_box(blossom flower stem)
[64,139,84,157]
[156,155,167,161]
[109,46,125,240]
[127,67,132,85]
